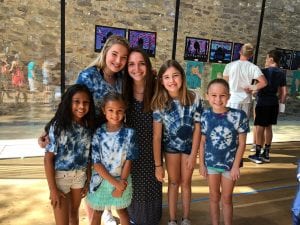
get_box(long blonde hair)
[86,35,130,70]
[151,59,194,110]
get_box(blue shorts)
[207,167,231,180]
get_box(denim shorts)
[55,169,87,194]
[207,167,231,180]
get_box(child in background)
[199,79,249,225]
[44,84,96,225]
[151,60,203,225]
[86,92,138,225]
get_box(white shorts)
[228,102,252,118]
[55,170,87,194]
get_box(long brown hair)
[123,47,155,112]
[151,59,194,110]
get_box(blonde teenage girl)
[151,60,203,225]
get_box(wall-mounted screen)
[209,40,233,63]
[276,48,293,70]
[128,29,156,57]
[184,37,209,62]
[291,50,300,70]
[95,25,126,52]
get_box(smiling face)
[102,100,126,129]
[105,43,128,74]
[71,91,90,123]
[206,82,230,113]
[127,51,147,83]
[161,66,183,98]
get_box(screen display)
[128,29,156,57]
[95,25,126,52]
[209,40,233,63]
[184,37,209,62]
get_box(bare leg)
[53,192,69,225]
[264,125,273,145]
[208,174,221,225]
[165,153,181,221]
[69,188,83,225]
[90,210,102,225]
[117,208,130,225]
[180,153,194,219]
[221,176,235,225]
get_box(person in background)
[199,78,249,225]
[44,84,96,225]
[27,61,37,92]
[151,60,203,225]
[86,92,138,225]
[123,47,162,225]
[248,50,287,164]
[223,43,267,117]
[10,60,27,103]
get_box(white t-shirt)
[223,60,263,103]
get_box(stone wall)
[1,0,300,101]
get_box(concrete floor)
[0,142,299,225]
[0,102,299,224]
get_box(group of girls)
[41,35,249,225]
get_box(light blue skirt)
[86,175,132,210]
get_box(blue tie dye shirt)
[89,124,139,193]
[200,108,249,171]
[45,123,92,171]
[153,93,203,153]
[76,66,123,111]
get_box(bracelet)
[155,164,162,167]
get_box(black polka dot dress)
[126,99,162,225]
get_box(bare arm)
[278,85,287,103]
[230,133,247,181]
[255,74,268,90]
[223,74,229,82]
[153,121,164,182]
[93,163,125,191]
[198,135,207,178]
[186,123,201,170]
[44,152,65,208]
[112,160,132,198]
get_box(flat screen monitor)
[95,25,126,52]
[276,48,293,70]
[184,37,209,62]
[209,40,233,63]
[128,29,156,57]
[291,50,300,70]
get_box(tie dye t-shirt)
[45,123,92,171]
[76,66,123,111]
[200,108,249,171]
[153,92,203,154]
[89,124,139,193]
